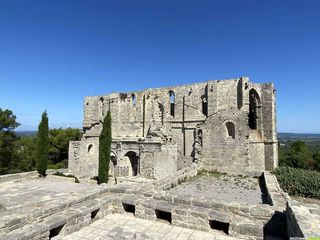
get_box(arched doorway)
[124,151,139,176]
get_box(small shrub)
[274,166,320,199]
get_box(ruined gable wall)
[202,78,251,172]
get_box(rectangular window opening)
[209,220,229,234]
[91,208,100,219]
[49,224,65,239]
[122,203,135,215]
[170,103,175,117]
[155,209,172,224]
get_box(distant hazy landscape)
[15,130,320,148]
[278,133,320,139]
[15,131,38,137]
[15,131,320,138]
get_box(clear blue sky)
[0,0,319,133]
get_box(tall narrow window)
[88,144,94,154]
[169,90,175,117]
[226,122,235,139]
[202,96,208,116]
[202,85,208,116]
[249,89,260,129]
[131,94,137,106]
[100,97,104,117]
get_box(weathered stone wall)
[68,77,278,179]
[285,197,320,238]
[69,137,99,178]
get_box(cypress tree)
[98,110,112,184]
[36,111,49,176]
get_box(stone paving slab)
[0,176,100,214]
[61,213,238,240]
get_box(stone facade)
[68,77,278,179]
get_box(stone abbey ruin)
[69,77,277,179]
[1,77,319,240]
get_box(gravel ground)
[167,174,264,205]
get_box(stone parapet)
[0,169,67,184]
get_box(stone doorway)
[124,151,139,176]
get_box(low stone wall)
[263,171,287,209]
[2,193,115,240]
[0,171,38,183]
[0,184,108,236]
[0,169,67,184]
[264,170,320,238]
[286,199,320,238]
[153,163,200,190]
[105,186,281,239]
[113,192,277,239]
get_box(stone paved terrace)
[0,175,100,213]
[60,213,237,240]
[0,170,305,239]
[166,173,266,205]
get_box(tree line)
[276,139,320,199]
[0,108,80,175]
[0,107,112,184]
[279,140,320,171]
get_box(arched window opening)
[169,90,175,117]
[202,95,208,116]
[99,97,104,117]
[87,144,94,154]
[131,94,137,106]
[110,151,117,166]
[226,122,235,139]
[249,89,260,129]
[109,152,117,176]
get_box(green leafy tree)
[0,108,20,174]
[36,111,49,176]
[48,128,81,169]
[279,140,312,169]
[98,110,112,184]
[18,137,37,172]
[314,151,320,171]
